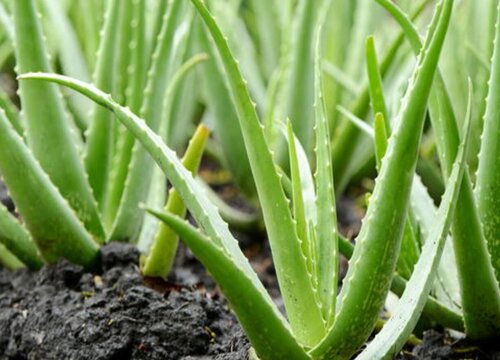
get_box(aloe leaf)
[0,108,99,267]
[373,113,389,169]
[137,53,207,253]
[282,0,321,154]
[197,24,256,198]
[366,36,389,130]
[146,0,168,67]
[278,161,463,331]
[142,124,209,278]
[279,120,317,228]
[0,86,22,136]
[166,31,201,150]
[112,1,134,105]
[410,175,462,311]
[103,0,146,230]
[146,210,309,360]
[337,105,373,136]
[136,164,166,255]
[41,0,91,128]
[13,0,104,242]
[311,2,453,358]
[377,0,500,339]
[357,89,473,360]
[347,110,421,281]
[285,121,311,269]
[320,0,353,130]
[375,0,461,308]
[313,16,338,326]
[0,203,43,270]
[366,42,420,281]
[190,0,326,345]
[109,0,190,241]
[163,53,209,148]
[476,1,500,283]
[344,0,378,84]
[337,233,463,332]
[84,0,120,211]
[0,244,24,270]
[280,120,317,287]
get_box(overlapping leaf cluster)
[0,1,499,359]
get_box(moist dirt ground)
[0,243,249,360]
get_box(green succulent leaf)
[0,86,22,136]
[0,244,24,270]
[197,23,256,198]
[109,0,191,241]
[0,203,43,270]
[84,0,120,211]
[103,0,147,230]
[312,15,338,326]
[312,1,453,358]
[142,124,209,278]
[377,0,500,339]
[282,0,321,154]
[14,0,104,242]
[285,120,312,272]
[190,0,325,346]
[476,1,500,284]
[0,108,99,267]
[366,36,389,127]
[147,210,309,360]
[358,83,473,360]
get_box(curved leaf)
[357,85,472,360]
[147,210,309,360]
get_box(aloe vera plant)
[1,0,499,358]
[0,0,208,270]
[17,0,490,358]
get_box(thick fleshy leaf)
[109,0,191,241]
[312,11,338,326]
[476,1,500,284]
[0,203,43,270]
[357,85,472,360]
[142,124,209,278]
[14,0,104,242]
[147,210,309,360]
[312,1,453,358]
[377,0,500,338]
[190,0,325,345]
[0,108,99,267]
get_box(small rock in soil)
[0,243,249,360]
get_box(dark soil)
[397,330,500,360]
[0,243,249,360]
